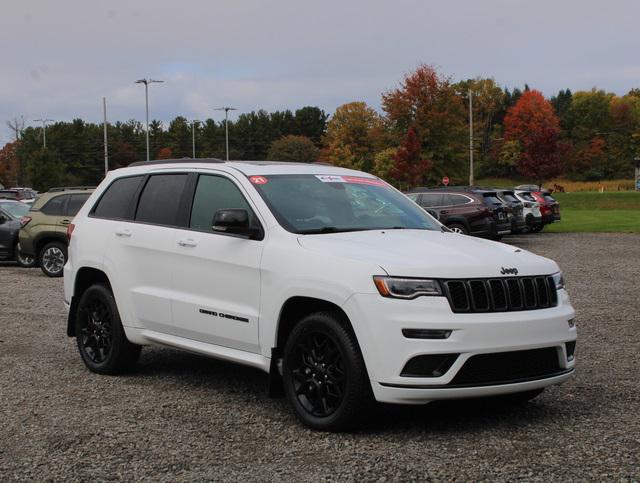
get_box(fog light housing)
[565,341,576,361]
[568,318,575,328]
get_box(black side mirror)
[212,209,260,239]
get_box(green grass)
[545,210,640,233]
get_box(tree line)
[1,64,639,191]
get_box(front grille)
[442,276,557,313]
[450,347,562,386]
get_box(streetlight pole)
[33,118,54,149]
[190,120,200,158]
[214,107,237,160]
[468,90,474,186]
[103,97,109,176]
[135,78,164,161]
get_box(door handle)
[115,228,132,238]
[440,210,449,215]
[178,238,198,247]
[60,219,71,226]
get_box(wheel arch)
[67,266,112,337]
[445,217,470,232]
[34,233,68,256]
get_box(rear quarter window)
[66,194,91,216]
[93,176,144,220]
[41,195,68,215]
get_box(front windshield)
[249,174,441,234]
[0,201,29,219]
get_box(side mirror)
[212,209,260,238]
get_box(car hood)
[297,229,558,278]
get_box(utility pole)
[214,107,237,160]
[103,97,109,176]
[190,120,200,158]
[135,78,164,161]
[468,90,474,186]
[33,118,54,149]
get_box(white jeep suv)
[64,159,576,431]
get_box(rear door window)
[418,193,444,207]
[136,174,189,227]
[65,194,91,216]
[450,194,470,206]
[41,195,68,215]
[93,176,144,220]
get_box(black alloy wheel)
[75,284,141,374]
[290,330,346,418]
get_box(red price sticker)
[249,176,268,185]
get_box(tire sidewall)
[447,223,468,235]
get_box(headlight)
[552,271,565,290]
[373,276,442,299]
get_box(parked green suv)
[19,187,94,277]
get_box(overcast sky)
[2,0,639,144]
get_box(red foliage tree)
[389,128,433,188]
[157,147,173,160]
[0,141,21,187]
[504,90,566,184]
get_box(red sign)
[249,176,268,185]
[442,176,450,186]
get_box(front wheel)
[75,284,141,374]
[447,223,468,235]
[282,311,372,431]
[530,224,544,233]
[39,241,67,277]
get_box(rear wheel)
[39,241,66,277]
[530,224,544,233]
[447,223,468,235]
[282,311,372,431]
[75,284,141,374]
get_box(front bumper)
[343,291,576,404]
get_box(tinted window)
[543,193,556,202]
[136,174,188,226]
[41,195,68,215]
[502,193,519,202]
[450,194,470,206]
[482,193,502,205]
[65,194,90,216]
[0,191,18,200]
[93,176,143,220]
[519,192,535,202]
[418,193,443,207]
[190,175,252,231]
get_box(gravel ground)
[0,232,638,481]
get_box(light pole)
[33,118,54,149]
[190,120,200,158]
[135,78,164,161]
[214,107,237,160]
[468,90,474,186]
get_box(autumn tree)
[157,147,173,159]
[0,141,21,187]
[267,135,318,162]
[388,128,432,188]
[382,64,467,180]
[322,102,385,171]
[371,147,397,180]
[504,90,565,185]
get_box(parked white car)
[64,160,576,430]
[514,190,544,232]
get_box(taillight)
[20,216,32,227]
[67,223,75,241]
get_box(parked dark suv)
[405,187,511,238]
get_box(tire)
[446,223,468,235]
[530,224,544,233]
[75,283,141,374]
[282,311,372,431]
[15,244,37,268]
[39,241,67,277]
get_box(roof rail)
[128,158,225,167]
[48,186,96,192]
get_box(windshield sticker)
[315,174,386,186]
[249,175,269,185]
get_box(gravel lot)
[0,232,638,481]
